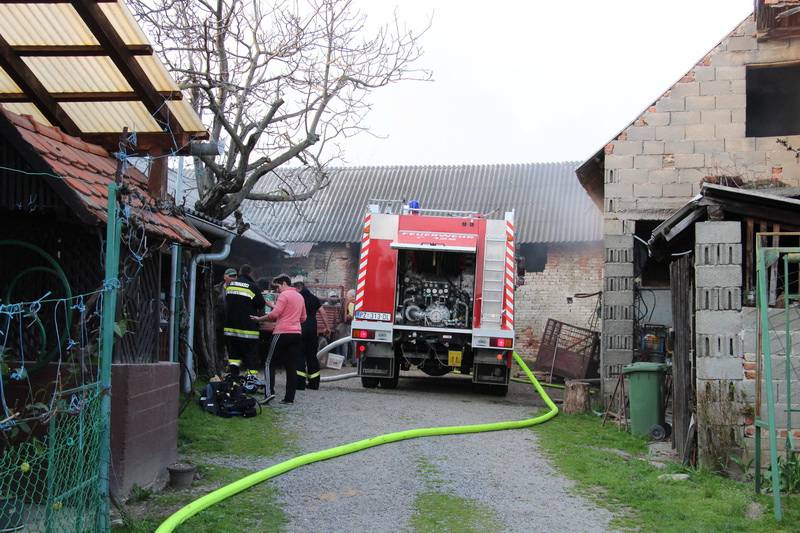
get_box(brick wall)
[110,362,179,497]
[274,243,359,289]
[515,242,604,356]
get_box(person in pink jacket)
[251,273,306,404]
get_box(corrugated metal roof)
[241,163,602,244]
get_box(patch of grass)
[116,463,287,533]
[410,491,504,533]
[534,413,800,532]
[178,399,297,458]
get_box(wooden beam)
[71,0,185,137]
[81,131,193,154]
[0,33,80,135]
[0,91,182,103]
[12,44,153,56]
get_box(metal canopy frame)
[754,231,800,521]
[0,0,207,153]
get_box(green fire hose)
[156,351,558,532]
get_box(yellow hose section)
[156,352,558,532]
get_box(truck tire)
[361,377,379,388]
[489,384,509,397]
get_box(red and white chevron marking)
[502,220,515,329]
[354,213,372,311]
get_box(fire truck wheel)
[379,358,400,389]
[361,377,379,388]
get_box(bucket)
[167,462,196,490]
[326,353,344,370]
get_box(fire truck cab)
[351,203,516,395]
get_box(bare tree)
[131,0,430,222]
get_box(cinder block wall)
[604,16,800,221]
[599,15,800,407]
[274,243,359,289]
[515,242,604,356]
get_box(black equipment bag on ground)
[199,377,259,418]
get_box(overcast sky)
[343,0,753,166]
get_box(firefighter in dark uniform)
[292,276,321,390]
[224,264,266,388]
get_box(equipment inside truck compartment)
[395,249,475,329]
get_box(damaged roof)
[0,107,209,248]
[242,162,602,245]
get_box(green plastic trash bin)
[622,362,669,438]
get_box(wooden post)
[564,380,591,414]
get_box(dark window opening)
[518,243,547,273]
[635,221,670,287]
[746,64,800,137]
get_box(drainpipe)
[183,216,236,393]
[168,157,185,363]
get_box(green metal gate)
[754,232,800,521]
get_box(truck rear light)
[490,337,512,348]
[353,329,374,340]
[356,343,368,359]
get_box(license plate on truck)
[355,311,392,321]
[448,350,462,367]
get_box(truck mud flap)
[359,356,395,378]
[472,363,509,385]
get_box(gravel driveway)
[210,370,613,532]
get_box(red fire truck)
[351,203,516,395]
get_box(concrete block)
[644,112,670,127]
[715,93,746,109]
[613,141,643,155]
[697,357,744,380]
[724,137,755,152]
[756,137,784,151]
[695,243,742,266]
[696,221,742,244]
[636,197,687,212]
[696,333,743,358]
[696,286,742,311]
[694,140,725,153]
[705,152,735,168]
[604,291,634,306]
[670,111,701,125]
[679,169,704,182]
[694,66,716,81]
[731,78,746,95]
[696,265,742,287]
[766,148,800,166]
[604,263,634,277]
[731,108,745,123]
[643,141,665,155]
[663,182,694,197]
[696,310,742,335]
[617,168,650,184]
[656,125,686,141]
[700,80,731,96]
[603,219,625,235]
[605,154,633,169]
[675,153,705,168]
[672,82,700,97]
[686,123,716,140]
[605,320,634,335]
[716,123,746,138]
[628,126,656,141]
[686,95,717,111]
[633,154,664,170]
[655,97,685,112]
[634,183,662,197]
[710,51,748,67]
[715,66,746,80]
[604,349,634,367]
[604,234,633,249]
[701,109,732,125]
[663,140,694,154]
[649,168,680,183]
[727,36,757,51]
[731,151,766,166]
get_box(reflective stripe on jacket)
[224,275,265,338]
